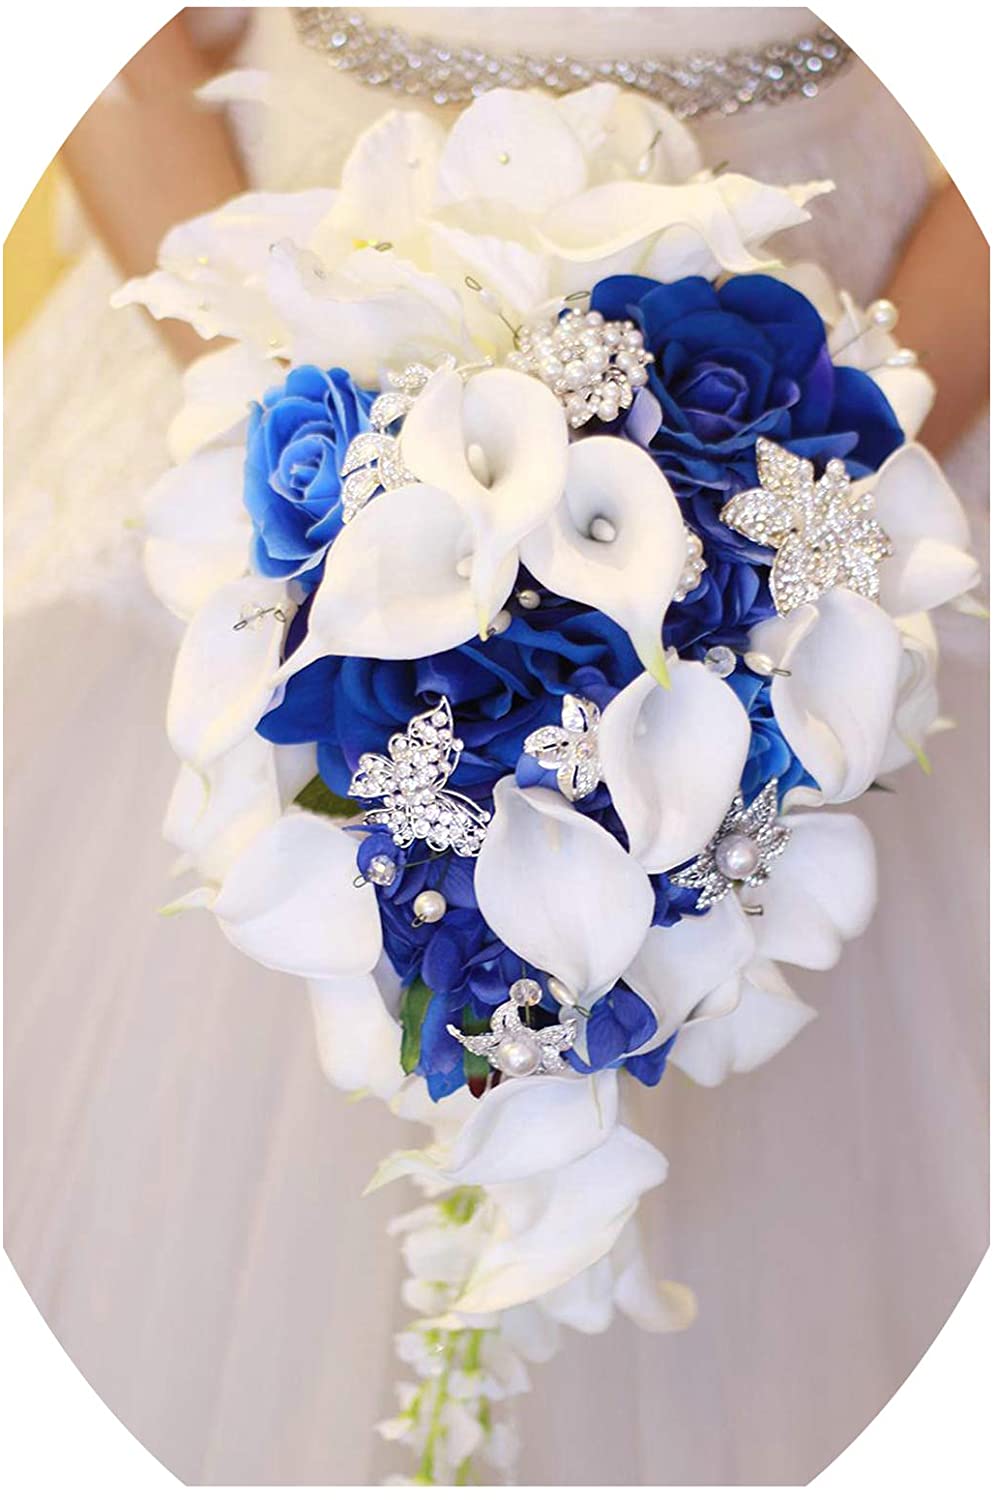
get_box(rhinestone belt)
[293,8,852,119]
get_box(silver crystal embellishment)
[720,437,892,616]
[523,695,602,803]
[348,697,490,858]
[446,995,577,1077]
[339,362,445,523]
[671,778,791,911]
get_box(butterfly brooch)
[348,698,491,858]
[523,694,603,803]
[447,980,577,1078]
[720,437,892,616]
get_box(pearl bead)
[494,1034,542,1077]
[516,588,541,610]
[743,651,775,676]
[413,890,447,924]
[584,310,604,327]
[563,359,589,390]
[628,366,648,387]
[487,608,512,636]
[868,298,898,331]
[546,975,577,1008]
[456,555,473,579]
[885,347,918,368]
[589,516,617,543]
[686,531,703,557]
[714,833,762,881]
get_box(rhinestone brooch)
[507,307,653,429]
[671,778,791,912]
[523,695,603,803]
[720,437,892,616]
[447,979,577,1078]
[348,698,491,858]
[338,362,444,522]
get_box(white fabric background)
[3,8,988,1486]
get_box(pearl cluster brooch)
[447,979,577,1078]
[348,698,491,858]
[671,778,791,912]
[507,307,653,429]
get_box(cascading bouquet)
[116,83,980,1484]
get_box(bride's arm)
[60,12,247,365]
[886,181,989,457]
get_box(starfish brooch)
[720,437,892,616]
[447,979,577,1078]
[523,694,602,802]
[671,778,791,912]
[348,698,490,858]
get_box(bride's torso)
[230,6,938,302]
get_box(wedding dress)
[4,8,987,1485]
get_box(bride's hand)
[886,180,989,457]
[59,11,248,366]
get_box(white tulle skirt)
[4,14,988,1483]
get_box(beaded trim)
[293,8,852,119]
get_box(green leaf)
[460,1005,491,1083]
[400,978,433,1075]
[293,775,361,820]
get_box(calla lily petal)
[669,958,815,1087]
[211,811,381,979]
[610,1221,698,1332]
[879,612,943,774]
[625,896,755,1041]
[309,963,405,1099]
[167,342,274,464]
[474,779,654,1004]
[168,575,292,767]
[749,587,903,804]
[751,813,876,971]
[600,663,751,872]
[520,436,687,683]
[164,731,282,883]
[328,108,445,250]
[144,445,252,621]
[556,84,702,186]
[401,367,568,631]
[277,483,512,680]
[865,443,979,615]
[452,1125,668,1314]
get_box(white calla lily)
[309,961,404,1099]
[370,1071,618,1192]
[209,811,381,979]
[750,812,876,971]
[668,958,816,1087]
[163,731,282,883]
[879,613,946,774]
[167,342,274,464]
[400,368,568,630]
[610,1220,698,1333]
[749,587,903,805]
[276,483,511,681]
[144,445,251,621]
[600,663,751,872]
[451,1125,668,1314]
[168,575,292,767]
[625,896,756,1042]
[827,290,936,440]
[474,780,654,1004]
[520,436,687,685]
[537,174,832,288]
[860,443,979,616]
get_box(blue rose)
[243,365,374,580]
[592,274,904,564]
[259,593,642,802]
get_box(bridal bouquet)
[117,84,978,1483]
